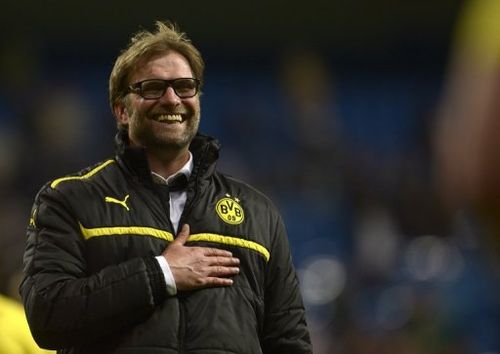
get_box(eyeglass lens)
[138,79,198,99]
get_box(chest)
[72,182,270,294]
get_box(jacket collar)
[114,129,220,188]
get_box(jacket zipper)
[156,182,187,352]
[176,143,210,352]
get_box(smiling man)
[20,21,312,353]
[116,53,201,169]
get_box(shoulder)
[36,158,119,201]
[49,159,117,189]
[215,172,280,214]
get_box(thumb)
[174,224,190,245]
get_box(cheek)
[188,98,201,114]
[125,101,150,122]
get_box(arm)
[261,214,312,354]
[21,187,240,350]
[20,186,167,349]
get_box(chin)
[154,133,193,150]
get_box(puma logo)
[105,195,130,211]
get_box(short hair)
[109,21,204,114]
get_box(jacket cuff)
[144,256,168,305]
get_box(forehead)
[130,51,193,82]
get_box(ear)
[113,100,130,127]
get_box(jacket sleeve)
[20,185,168,350]
[261,213,312,354]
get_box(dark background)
[3,1,500,353]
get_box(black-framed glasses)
[127,78,200,99]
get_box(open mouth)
[153,114,184,123]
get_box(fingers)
[209,265,240,276]
[204,277,235,287]
[174,224,190,245]
[174,227,234,260]
[171,263,239,291]
[203,247,233,258]
[208,255,240,267]
[197,267,240,288]
[199,248,239,266]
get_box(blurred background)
[2,0,500,353]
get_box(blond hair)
[109,21,204,114]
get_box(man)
[20,21,312,353]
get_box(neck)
[146,147,190,179]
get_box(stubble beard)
[129,110,200,151]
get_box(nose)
[159,86,181,105]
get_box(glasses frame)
[127,78,200,99]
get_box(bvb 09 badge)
[216,194,244,225]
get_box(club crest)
[216,194,245,225]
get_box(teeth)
[156,114,183,122]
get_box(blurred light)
[299,256,346,332]
[405,235,464,281]
[299,255,346,305]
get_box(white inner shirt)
[151,152,194,233]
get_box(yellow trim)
[79,223,174,242]
[188,233,270,262]
[51,160,116,189]
[29,207,37,228]
[78,224,270,261]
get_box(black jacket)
[20,132,312,353]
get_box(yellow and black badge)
[216,194,245,225]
